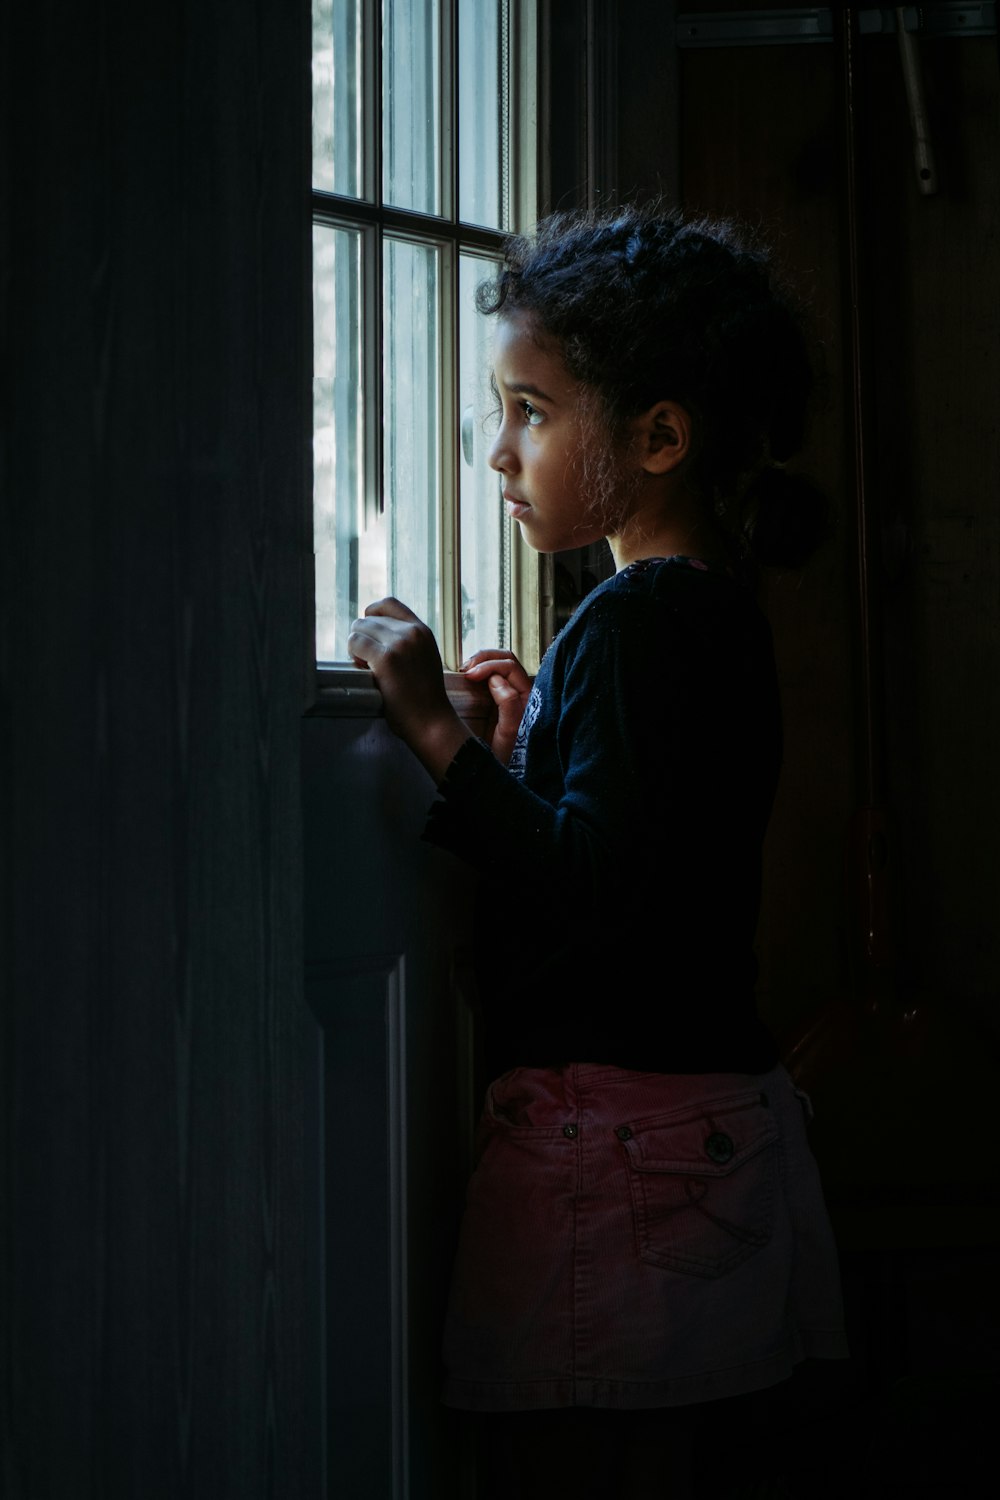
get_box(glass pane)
[314,225,364,661]
[383,0,441,215]
[312,0,363,196]
[459,253,508,658]
[458,0,505,230]
[383,238,441,639]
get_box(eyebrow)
[501,378,556,404]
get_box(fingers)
[349,599,436,669]
[489,676,526,727]
[345,605,454,760]
[346,618,393,665]
[363,596,422,624]
[351,609,524,694]
[347,609,435,663]
[461,648,518,669]
[488,673,520,700]
[462,654,533,695]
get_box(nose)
[487,416,517,475]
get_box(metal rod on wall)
[840,6,882,810]
[896,7,941,193]
[838,6,899,1016]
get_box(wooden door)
[302,678,492,1499]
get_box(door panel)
[302,701,490,1499]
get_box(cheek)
[557,442,589,497]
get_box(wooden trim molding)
[311,668,497,723]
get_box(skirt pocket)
[620,1089,779,1279]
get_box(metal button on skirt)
[442,1062,848,1411]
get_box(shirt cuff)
[422,736,509,857]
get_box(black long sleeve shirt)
[424,556,783,1082]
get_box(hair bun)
[743,467,830,569]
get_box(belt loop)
[793,1086,816,1123]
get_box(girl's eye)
[522,401,544,427]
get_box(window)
[311,0,540,670]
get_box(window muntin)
[311,0,536,668]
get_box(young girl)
[348,204,849,1499]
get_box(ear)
[632,400,692,475]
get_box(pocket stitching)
[622,1104,778,1279]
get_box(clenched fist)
[347,598,472,781]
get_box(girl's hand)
[347,598,472,780]
[460,649,533,766]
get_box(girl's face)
[486,312,609,554]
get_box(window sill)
[310,667,495,722]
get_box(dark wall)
[678,36,851,1044]
[1,4,318,1497]
[674,24,1000,1220]
[615,11,1000,1126]
[617,16,1000,1490]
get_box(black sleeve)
[422,588,692,907]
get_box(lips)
[504,491,531,519]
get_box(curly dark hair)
[477,203,827,568]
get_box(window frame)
[311,0,543,681]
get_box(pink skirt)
[442,1062,848,1411]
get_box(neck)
[607,480,725,572]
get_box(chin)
[516,518,582,554]
[517,528,562,555]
